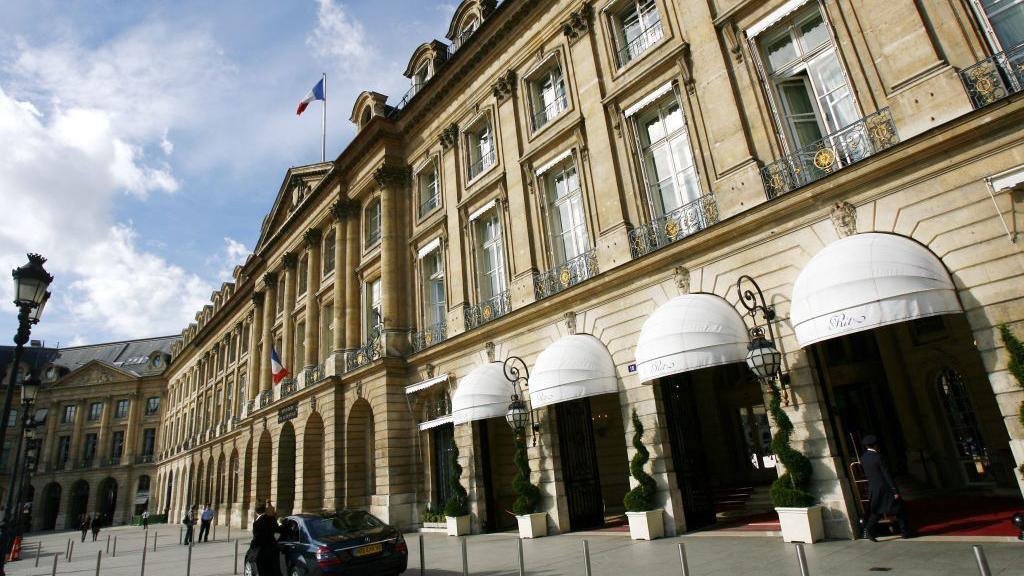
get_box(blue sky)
[0,0,458,347]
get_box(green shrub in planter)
[999,325,1024,475]
[767,382,815,507]
[511,433,541,515]
[444,443,469,517]
[623,409,657,512]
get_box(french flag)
[296,77,325,116]
[270,347,290,384]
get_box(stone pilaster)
[248,292,264,407]
[281,252,298,373]
[374,164,411,356]
[261,272,277,394]
[303,228,322,369]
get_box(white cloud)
[217,237,250,282]
[307,0,369,66]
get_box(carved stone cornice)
[561,2,592,43]
[373,165,411,190]
[331,199,360,220]
[303,228,322,247]
[280,251,298,269]
[439,123,460,149]
[491,69,517,101]
[480,0,497,18]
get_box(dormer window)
[360,107,372,129]
[466,116,496,180]
[413,62,430,93]
[529,60,568,131]
[614,0,663,67]
[453,18,479,51]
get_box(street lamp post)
[502,356,538,445]
[0,254,52,565]
[6,376,40,537]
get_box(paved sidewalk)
[4,524,1022,575]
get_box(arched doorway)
[302,413,325,512]
[276,422,296,515]
[41,483,61,530]
[135,475,151,516]
[194,461,204,508]
[205,457,215,505]
[216,455,226,508]
[228,450,239,507]
[66,480,89,529]
[242,440,253,528]
[96,477,118,524]
[346,399,374,509]
[255,430,272,506]
[164,472,174,516]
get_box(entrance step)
[714,485,773,519]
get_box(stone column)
[67,401,85,468]
[281,252,298,372]
[439,125,469,332]
[248,298,263,409]
[330,201,351,353]
[124,393,141,463]
[303,227,322,369]
[39,400,59,469]
[260,273,277,395]
[344,205,361,348]
[96,396,113,463]
[374,165,410,356]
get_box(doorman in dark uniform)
[861,435,914,540]
[250,503,282,576]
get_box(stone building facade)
[152,0,1024,540]
[0,338,172,530]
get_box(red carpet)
[712,511,780,532]
[906,496,1022,537]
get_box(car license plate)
[354,543,382,557]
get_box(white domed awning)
[451,363,514,425]
[791,233,962,347]
[635,294,750,383]
[529,335,618,409]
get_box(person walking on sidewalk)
[90,514,101,541]
[861,435,914,541]
[198,504,214,543]
[79,514,90,542]
[182,506,197,545]
[141,509,149,530]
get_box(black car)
[244,510,408,576]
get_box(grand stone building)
[1,338,172,530]
[152,0,1024,540]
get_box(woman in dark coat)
[249,503,282,576]
[79,515,90,542]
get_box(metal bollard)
[228,523,231,541]
[113,534,118,557]
[518,537,525,576]
[461,536,469,576]
[583,540,592,576]
[65,538,71,561]
[141,537,148,576]
[186,537,193,576]
[419,533,425,576]
[795,543,810,576]
[973,545,992,576]
[234,538,239,575]
[213,523,217,541]
[678,542,690,576]
[153,531,158,551]
[35,541,42,567]
[106,533,111,553]
[95,549,102,576]
[68,539,74,562]
[52,552,58,576]
[179,525,183,544]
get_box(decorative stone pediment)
[254,164,333,254]
[61,361,135,388]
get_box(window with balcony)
[634,91,702,217]
[365,198,382,248]
[323,227,336,276]
[466,117,496,180]
[111,431,124,460]
[422,249,446,328]
[146,397,160,415]
[613,0,663,67]
[142,429,156,457]
[298,254,309,295]
[83,433,97,465]
[975,0,1024,49]
[476,211,507,302]
[57,436,71,467]
[116,399,129,419]
[759,6,858,152]
[543,159,589,264]
[241,323,250,353]
[88,402,102,421]
[61,405,75,424]
[365,278,382,339]
[296,320,306,367]
[322,303,334,362]
[418,162,441,217]
[529,61,568,130]
[277,278,286,314]
[225,383,233,420]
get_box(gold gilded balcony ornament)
[813,147,837,172]
[865,112,898,150]
[559,267,572,287]
[482,304,493,321]
[664,220,680,240]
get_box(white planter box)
[446,515,471,536]
[516,513,547,539]
[626,510,664,541]
[776,506,824,543]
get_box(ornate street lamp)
[1,254,53,565]
[5,375,42,539]
[502,356,539,446]
[736,274,790,400]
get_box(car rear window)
[306,511,386,541]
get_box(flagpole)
[321,72,327,163]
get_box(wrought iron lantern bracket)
[736,274,791,403]
[503,355,539,446]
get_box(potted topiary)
[512,432,546,538]
[444,443,471,536]
[623,409,664,540]
[767,381,823,543]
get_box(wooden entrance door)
[556,398,604,530]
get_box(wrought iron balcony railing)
[393,82,425,113]
[961,43,1024,109]
[136,455,154,464]
[760,107,899,200]
[258,390,273,408]
[280,378,297,399]
[303,364,326,386]
[468,148,496,180]
[105,456,122,467]
[345,329,383,372]
[616,20,663,68]
[630,193,719,259]
[411,320,447,353]
[534,250,598,301]
[532,92,568,131]
[464,290,511,331]
[419,185,440,217]
[245,399,255,415]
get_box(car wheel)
[289,568,305,576]
[243,561,255,576]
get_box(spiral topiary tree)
[999,325,1024,475]
[767,381,815,507]
[511,433,541,515]
[623,409,657,512]
[443,442,469,517]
